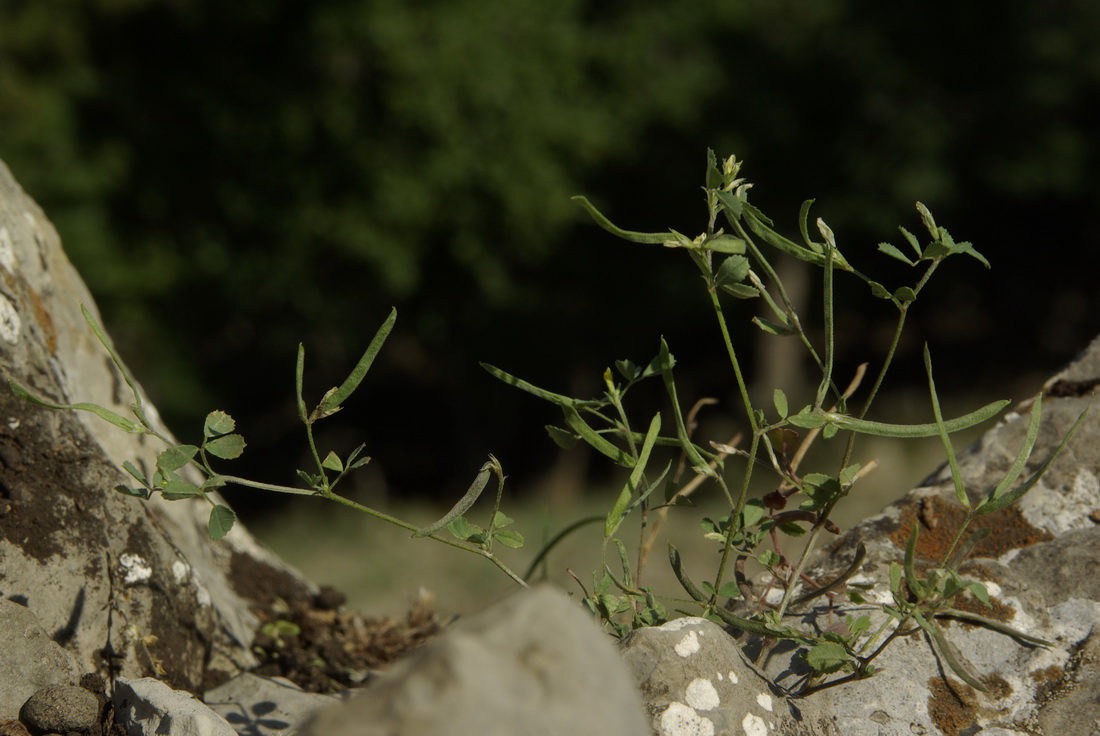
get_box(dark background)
[3,0,1098,519]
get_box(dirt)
[246,583,449,693]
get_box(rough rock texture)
[114,678,237,736]
[0,599,83,717]
[0,158,316,703]
[203,674,341,736]
[301,584,650,736]
[618,337,1100,735]
[19,684,101,735]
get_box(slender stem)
[214,475,318,496]
[319,490,528,586]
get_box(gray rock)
[0,157,316,690]
[0,600,82,719]
[20,684,101,735]
[204,674,340,736]
[301,584,649,736]
[113,678,236,736]
[619,617,833,736]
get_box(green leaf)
[904,524,926,598]
[720,283,760,299]
[707,234,747,254]
[615,359,639,380]
[715,190,743,218]
[414,460,493,538]
[492,529,525,549]
[572,196,673,244]
[545,425,579,449]
[658,339,715,477]
[448,517,473,540]
[8,381,147,434]
[787,408,827,429]
[804,641,850,674]
[869,281,892,299]
[563,405,633,467]
[813,400,1009,437]
[203,410,236,438]
[964,580,991,608]
[316,308,396,419]
[122,460,149,488]
[114,485,151,499]
[773,388,789,418]
[491,511,515,530]
[605,413,661,538]
[204,434,246,460]
[481,364,584,408]
[976,396,1092,515]
[208,504,237,540]
[715,255,750,287]
[161,479,201,500]
[893,286,917,304]
[925,346,968,508]
[877,242,915,266]
[898,226,922,257]
[158,445,199,473]
[753,316,797,336]
[980,395,1042,509]
[322,451,344,472]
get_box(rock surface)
[0,158,316,703]
[114,678,238,736]
[203,674,341,736]
[301,584,650,736]
[0,600,83,718]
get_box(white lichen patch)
[193,579,212,607]
[659,702,714,736]
[755,692,773,712]
[727,670,739,685]
[0,294,21,344]
[119,553,152,585]
[0,226,13,272]
[171,560,189,583]
[675,630,701,657]
[658,617,708,632]
[741,712,767,736]
[685,678,720,710]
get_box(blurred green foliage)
[2,0,1099,504]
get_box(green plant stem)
[319,489,529,587]
[210,475,319,496]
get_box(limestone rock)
[203,674,341,736]
[301,584,650,736]
[0,600,83,719]
[0,158,315,692]
[113,678,236,736]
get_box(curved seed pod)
[412,461,493,538]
